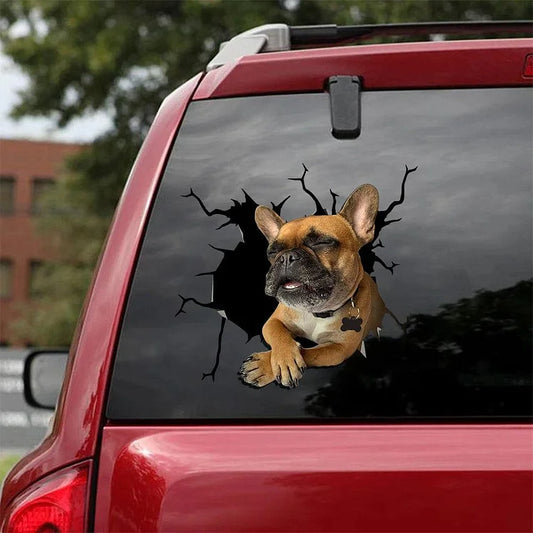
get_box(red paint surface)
[524,54,533,77]
[195,39,533,99]
[94,425,532,532]
[0,73,203,514]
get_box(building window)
[0,176,16,215]
[29,260,45,299]
[0,259,13,298]
[31,177,55,214]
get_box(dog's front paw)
[271,347,306,388]
[239,351,275,388]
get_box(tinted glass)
[108,89,532,420]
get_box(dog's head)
[256,184,379,313]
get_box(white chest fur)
[293,312,338,344]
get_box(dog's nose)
[280,250,300,265]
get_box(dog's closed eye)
[303,228,339,250]
[310,238,338,249]
[304,230,339,250]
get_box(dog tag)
[341,316,363,332]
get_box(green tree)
[1,0,530,345]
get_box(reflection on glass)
[306,280,532,417]
[108,88,532,420]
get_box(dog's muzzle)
[265,248,335,309]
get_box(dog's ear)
[339,184,379,245]
[255,206,285,243]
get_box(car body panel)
[0,73,203,514]
[94,425,532,532]
[194,39,533,100]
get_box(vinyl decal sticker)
[177,164,416,386]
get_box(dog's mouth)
[275,276,331,298]
[281,280,304,291]
[272,275,336,311]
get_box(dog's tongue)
[283,281,303,290]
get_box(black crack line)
[375,256,399,275]
[202,316,226,382]
[330,190,339,214]
[271,195,291,214]
[182,188,228,218]
[288,163,328,216]
[175,295,213,316]
[381,164,417,221]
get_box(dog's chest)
[293,313,338,343]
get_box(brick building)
[0,139,83,345]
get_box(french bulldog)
[239,184,386,388]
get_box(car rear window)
[107,88,532,421]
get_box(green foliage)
[0,455,21,486]
[1,0,531,345]
[11,171,110,345]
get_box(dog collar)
[312,309,338,318]
[312,290,358,319]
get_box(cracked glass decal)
[177,164,414,385]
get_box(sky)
[0,50,111,143]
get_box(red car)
[2,22,532,532]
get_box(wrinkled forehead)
[277,215,354,243]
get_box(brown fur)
[240,184,386,388]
